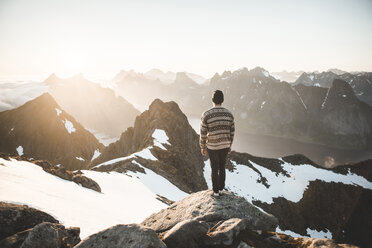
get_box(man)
[200,90,235,197]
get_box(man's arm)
[230,116,235,147]
[200,114,208,151]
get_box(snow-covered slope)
[0,158,179,238]
[202,151,372,245]
[203,159,372,205]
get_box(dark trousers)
[207,148,229,193]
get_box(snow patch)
[321,88,330,109]
[314,83,321,87]
[91,149,101,161]
[306,228,332,239]
[152,129,170,150]
[240,95,245,100]
[63,119,76,134]
[16,146,23,156]
[76,157,85,161]
[276,227,306,238]
[55,108,62,116]
[127,160,188,201]
[211,159,372,205]
[342,95,347,98]
[260,101,266,109]
[293,88,307,110]
[262,70,270,77]
[308,75,314,81]
[0,158,168,239]
[94,147,157,169]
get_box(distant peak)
[44,73,59,83]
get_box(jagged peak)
[148,98,182,115]
[29,92,59,107]
[329,78,355,96]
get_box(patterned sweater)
[200,106,235,150]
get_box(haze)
[0,0,371,78]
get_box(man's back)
[200,106,235,150]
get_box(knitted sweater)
[200,106,235,150]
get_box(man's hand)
[201,148,208,156]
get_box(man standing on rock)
[200,90,235,197]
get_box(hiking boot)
[211,192,220,197]
[219,189,228,195]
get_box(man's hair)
[212,90,224,104]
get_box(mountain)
[293,79,372,149]
[144,69,176,85]
[0,93,103,169]
[271,70,304,82]
[295,71,372,106]
[223,151,372,247]
[90,98,207,193]
[1,153,369,247]
[327,68,348,75]
[46,73,140,139]
[112,67,372,153]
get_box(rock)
[142,190,278,233]
[75,224,166,248]
[298,238,358,248]
[162,219,209,248]
[20,222,80,248]
[72,174,101,192]
[0,202,58,240]
[0,229,31,248]
[204,218,249,246]
[33,159,101,192]
[89,99,207,193]
[237,241,253,248]
[0,93,103,170]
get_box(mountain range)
[0,95,371,247]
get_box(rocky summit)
[0,93,103,170]
[90,98,207,193]
[0,202,80,248]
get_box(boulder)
[75,224,166,248]
[0,202,58,240]
[72,174,101,192]
[141,190,278,233]
[34,160,101,192]
[0,229,31,248]
[204,218,249,246]
[20,222,80,248]
[162,219,209,248]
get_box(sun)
[60,53,85,75]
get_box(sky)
[0,0,371,78]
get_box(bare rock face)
[0,203,80,248]
[33,159,101,192]
[162,220,209,248]
[90,98,207,193]
[75,224,166,248]
[0,202,58,240]
[204,218,249,246]
[20,222,80,248]
[141,190,278,233]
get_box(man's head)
[212,90,224,105]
